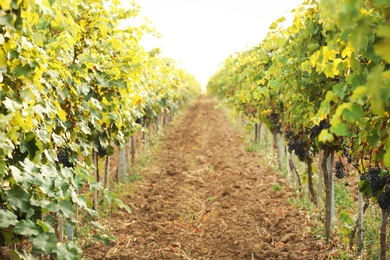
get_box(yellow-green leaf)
[367,65,385,116]
[375,40,390,63]
[269,22,278,30]
[57,109,67,122]
[319,129,334,143]
[301,60,312,72]
[325,90,338,102]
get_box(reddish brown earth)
[83,96,327,259]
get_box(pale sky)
[133,0,304,89]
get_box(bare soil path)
[83,96,326,259]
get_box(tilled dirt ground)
[83,96,327,259]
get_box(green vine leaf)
[114,198,131,213]
[52,242,82,260]
[14,219,40,237]
[5,186,31,212]
[59,200,74,218]
[30,233,57,254]
[358,179,372,198]
[368,65,385,116]
[0,210,18,228]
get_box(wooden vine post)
[380,209,389,260]
[276,133,284,171]
[93,151,99,212]
[254,123,261,144]
[131,136,136,164]
[321,147,335,242]
[357,192,364,258]
[317,153,323,211]
[306,158,317,205]
[121,147,127,181]
[104,155,110,189]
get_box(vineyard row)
[0,0,201,258]
[207,0,390,259]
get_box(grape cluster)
[310,120,329,139]
[361,166,388,195]
[268,112,282,133]
[377,185,390,210]
[135,117,143,125]
[285,130,294,140]
[97,145,107,157]
[342,147,349,157]
[57,149,74,168]
[335,161,345,179]
[285,130,309,162]
[342,146,353,164]
[287,139,309,162]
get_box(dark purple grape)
[366,166,387,194]
[285,130,293,140]
[287,139,308,162]
[377,188,390,210]
[97,145,107,157]
[335,161,345,179]
[360,173,367,180]
[310,120,329,139]
[57,149,74,168]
